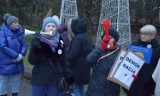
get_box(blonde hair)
[140,25,157,37]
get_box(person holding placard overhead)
[123,24,160,96]
[86,20,121,96]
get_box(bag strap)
[49,58,58,74]
[97,47,119,63]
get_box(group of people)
[0,12,160,96]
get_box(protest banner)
[112,51,144,90]
[107,49,127,83]
[128,45,152,64]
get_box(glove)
[100,19,111,50]
[14,54,23,62]
[100,37,110,50]
[35,31,41,39]
[32,31,41,48]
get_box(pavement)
[6,65,32,96]
[23,65,33,81]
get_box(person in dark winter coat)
[0,16,27,96]
[86,20,121,96]
[28,17,65,96]
[67,18,93,96]
[123,24,160,96]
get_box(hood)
[71,19,87,35]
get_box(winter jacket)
[152,57,160,96]
[67,19,94,84]
[58,24,71,52]
[0,24,27,75]
[123,38,160,96]
[28,37,65,85]
[86,47,120,96]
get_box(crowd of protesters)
[0,12,160,96]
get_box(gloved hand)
[33,31,41,48]
[13,54,23,62]
[100,37,110,50]
[100,19,111,50]
[35,31,41,39]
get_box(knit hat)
[52,15,60,27]
[102,27,119,42]
[7,16,19,25]
[109,27,119,42]
[2,13,12,22]
[42,17,57,32]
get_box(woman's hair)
[140,25,157,37]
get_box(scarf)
[40,34,60,52]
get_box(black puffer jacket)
[28,37,65,85]
[123,38,160,96]
[67,19,94,84]
[86,47,120,96]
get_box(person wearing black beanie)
[86,20,121,96]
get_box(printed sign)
[112,51,144,90]
[128,45,152,64]
[107,49,127,82]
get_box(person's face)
[10,21,19,29]
[140,33,153,42]
[45,23,57,37]
[102,35,115,48]
[108,35,115,47]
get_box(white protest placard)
[112,51,144,90]
[107,49,127,82]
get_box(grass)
[23,35,34,67]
